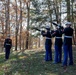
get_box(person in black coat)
[4,35,12,60]
[52,26,63,64]
[62,22,74,67]
[41,25,53,61]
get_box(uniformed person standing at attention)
[41,25,53,61]
[62,22,74,67]
[4,35,12,60]
[52,26,63,64]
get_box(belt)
[55,37,62,39]
[6,44,11,45]
[64,36,72,38]
[46,37,51,39]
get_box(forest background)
[0,0,76,51]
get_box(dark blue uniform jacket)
[63,27,73,45]
[52,29,63,46]
[41,30,52,45]
[4,38,12,49]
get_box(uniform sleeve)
[4,39,6,48]
[61,28,66,34]
[58,29,63,35]
[41,31,47,37]
[51,31,56,37]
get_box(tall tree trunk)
[19,0,22,50]
[47,0,53,28]
[56,0,60,23]
[38,37,40,48]
[74,23,76,45]
[66,0,71,21]
[5,0,10,36]
[53,0,60,23]
[15,0,18,51]
[71,0,75,45]
[59,0,62,25]
[26,0,30,49]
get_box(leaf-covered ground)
[0,46,76,75]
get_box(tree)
[5,0,10,36]
[19,0,23,50]
[26,0,30,49]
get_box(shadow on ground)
[0,46,76,75]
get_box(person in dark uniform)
[52,26,63,64]
[4,35,12,60]
[62,22,74,67]
[41,25,53,61]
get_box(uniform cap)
[7,34,10,37]
[56,24,60,28]
[45,25,50,29]
[56,26,60,29]
[66,22,72,25]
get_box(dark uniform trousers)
[5,48,11,59]
[45,39,52,61]
[63,45,73,66]
[54,44,62,63]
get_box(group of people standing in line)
[41,21,74,69]
[3,21,74,71]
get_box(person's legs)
[62,45,68,66]
[5,49,10,60]
[7,49,10,59]
[58,46,62,63]
[48,45,52,61]
[68,45,73,65]
[5,49,7,59]
[45,45,49,61]
[54,45,58,63]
